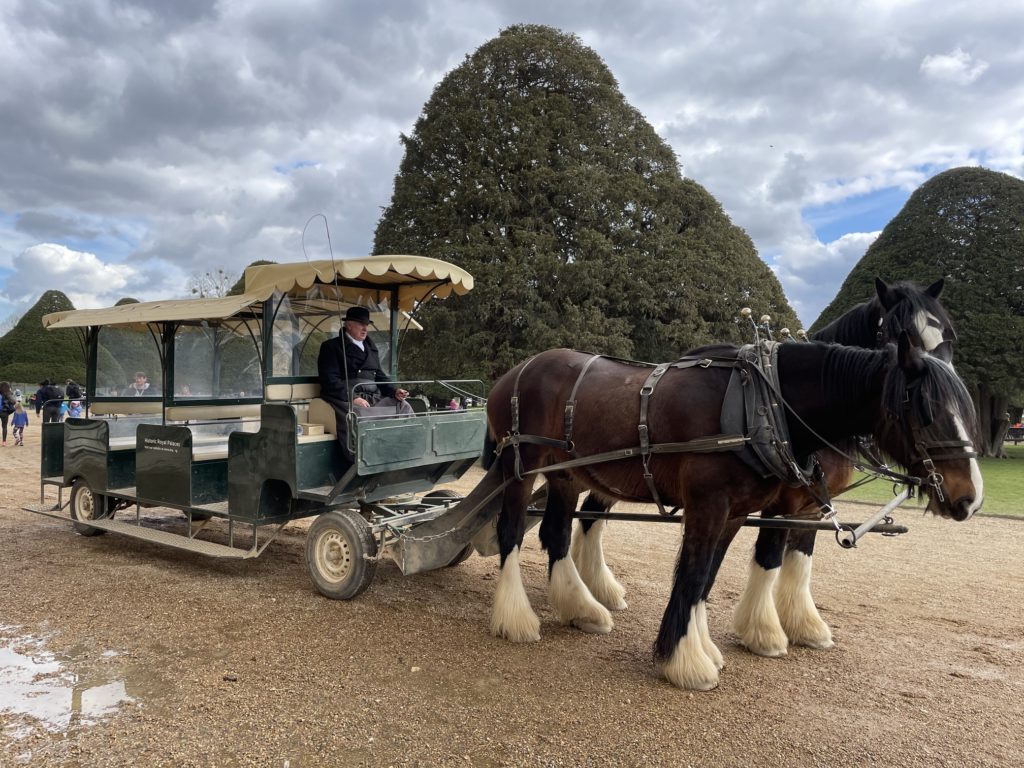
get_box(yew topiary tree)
[374,24,796,381]
[814,167,1024,456]
[0,290,83,385]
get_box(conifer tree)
[814,167,1024,456]
[374,25,796,380]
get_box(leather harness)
[496,349,784,516]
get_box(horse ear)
[925,278,944,298]
[897,330,926,376]
[875,277,897,310]
[932,340,954,363]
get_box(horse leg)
[696,516,746,670]
[732,528,790,657]
[541,478,614,634]
[776,531,833,649]
[570,493,628,611]
[491,475,541,643]
[655,503,729,690]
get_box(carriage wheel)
[69,478,113,537]
[306,509,378,600]
[421,489,474,566]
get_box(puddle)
[0,626,137,739]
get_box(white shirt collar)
[345,332,365,351]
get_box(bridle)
[901,383,978,504]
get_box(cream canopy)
[42,256,473,329]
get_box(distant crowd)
[0,378,88,447]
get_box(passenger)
[125,371,158,396]
[318,306,413,466]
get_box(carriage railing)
[350,378,487,415]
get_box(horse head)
[880,332,983,521]
[874,277,957,360]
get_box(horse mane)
[880,351,980,443]
[812,301,880,347]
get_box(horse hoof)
[794,635,834,650]
[571,616,613,634]
[492,624,541,643]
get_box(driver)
[318,306,413,465]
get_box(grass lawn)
[838,442,1024,519]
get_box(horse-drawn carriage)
[23,264,983,690]
[23,256,492,598]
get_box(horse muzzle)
[927,491,980,521]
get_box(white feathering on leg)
[696,600,724,670]
[549,556,613,634]
[491,547,541,642]
[732,560,789,657]
[775,551,833,649]
[661,606,720,690]
[570,520,628,610]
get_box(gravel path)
[1,425,1022,767]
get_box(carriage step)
[193,500,231,515]
[21,504,255,559]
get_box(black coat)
[317,334,395,410]
[65,381,83,399]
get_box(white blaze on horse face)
[915,310,946,352]
[954,414,985,518]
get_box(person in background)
[65,379,83,399]
[0,382,16,446]
[67,400,84,418]
[12,403,29,446]
[39,380,64,423]
[34,380,49,416]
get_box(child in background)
[12,403,28,446]
[67,400,84,418]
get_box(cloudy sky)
[1,1,1021,328]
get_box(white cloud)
[3,244,187,311]
[771,231,881,325]
[0,1,1020,331]
[920,48,989,85]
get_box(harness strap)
[509,353,541,480]
[638,363,671,515]
[564,354,603,453]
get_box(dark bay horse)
[569,278,959,655]
[486,333,982,690]
[732,278,958,656]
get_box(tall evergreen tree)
[374,25,796,380]
[0,290,84,384]
[814,167,1024,456]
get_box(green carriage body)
[25,256,490,595]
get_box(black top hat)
[342,306,371,324]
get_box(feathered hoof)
[569,609,614,634]
[786,621,834,650]
[660,645,720,691]
[736,625,789,658]
[490,610,541,643]
[590,577,628,612]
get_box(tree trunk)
[974,385,1008,458]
